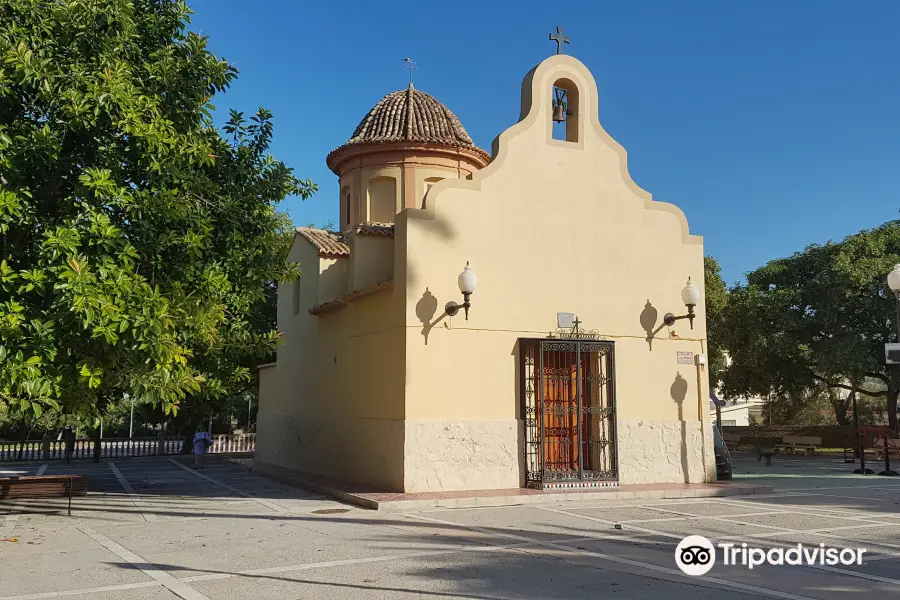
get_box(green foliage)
[852,394,889,427]
[764,385,833,426]
[306,220,335,230]
[704,256,728,387]
[0,0,315,424]
[721,220,900,429]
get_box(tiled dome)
[327,84,489,161]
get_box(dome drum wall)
[335,144,488,227]
[331,143,490,177]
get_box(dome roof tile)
[327,84,489,166]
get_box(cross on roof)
[549,26,570,55]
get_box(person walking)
[63,428,75,464]
[192,426,212,469]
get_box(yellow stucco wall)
[399,54,715,491]
[417,168,451,208]
[256,233,408,490]
[350,233,394,291]
[258,161,479,492]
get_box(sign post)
[710,392,726,433]
[885,343,900,365]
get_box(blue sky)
[191,1,900,285]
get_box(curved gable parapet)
[409,55,701,246]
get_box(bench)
[873,437,900,461]
[723,433,741,451]
[774,435,822,456]
[0,475,88,516]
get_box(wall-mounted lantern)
[446,262,477,320]
[663,278,701,330]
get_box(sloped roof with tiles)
[355,222,394,237]
[295,228,349,258]
[326,84,490,168]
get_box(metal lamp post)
[128,395,134,439]
[850,265,900,475]
[888,265,900,342]
[879,264,900,476]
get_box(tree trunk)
[828,386,851,426]
[833,399,850,426]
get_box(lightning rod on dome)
[402,57,418,86]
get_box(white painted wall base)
[403,418,521,492]
[256,414,715,492]
[616,419,715,484]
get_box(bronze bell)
[552,103,566,122]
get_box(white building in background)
[711,353,767,427]
[710,396,766,426]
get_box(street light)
[880,264,900,477]
[850,265,900,476]
[888,265,900,340]
[664,278,701,330]
[128,394,134,439]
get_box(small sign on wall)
[676,351,694,365]
[557,312,575,328]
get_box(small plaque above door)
[557,312,575,328]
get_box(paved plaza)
[1,453,899,599]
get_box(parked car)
[713,426,733,480]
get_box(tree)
[763,384,834,426]
[720,221,900,430]
[704,256,728,388]
[0,1,315,426]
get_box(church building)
[256,48,717,493]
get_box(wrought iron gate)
[521,338,617,489]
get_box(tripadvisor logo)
[675,536,867,576]
[675,536,716,576]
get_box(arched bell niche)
[551,77,580,143]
